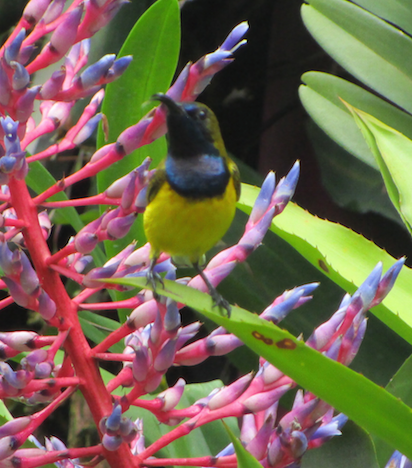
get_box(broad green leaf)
[347,105,412,234]
[223,421,262,468]
[237,185,412,345]
[301,0,412,114]
[374,355,412,466]
[306,121,399,223]
[97,0,180,259]
[351,0,412,36]
[107,276,412,460]
[299,72,412,169]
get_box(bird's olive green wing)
[146,161,167,204]
[230,160,241,201]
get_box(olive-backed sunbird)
[143,94,241,315]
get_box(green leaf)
[237,185,412,345]
[106,276,412,460]
[301,0,412,113]
[299,71,412,169]
[223,421,262,468]
[351,0,412,36]
[97,0,180,258]
[346,104,412,234]
[374,355,412,466]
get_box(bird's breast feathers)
[144,175,238,263]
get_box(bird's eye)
[197,110,207,120]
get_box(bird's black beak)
[151,93,184,115]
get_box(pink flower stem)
[15,444,103,468]
[7,176,137,468]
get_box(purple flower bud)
[0,331,37,351]
[221,21,249,52]
[129,301,158,329]
[41,0,65,25]
[106,56,133,82]
[83,262,119,288]
[243,384,292,413]
[208,373,253,411]
[121,173,139,212]
[106,404,122,432]
[102,433,122,451]
[106,213,137,239]
[132,345,150,382]
[15,86,40,123]
[241,207,275,251]
[73,113,103,145]
[4,29,26,65]
[11,62,30,90]
[157,378,185,412]
[150,310,163,346]
[106,172,134,199]
[267,437,283,467]
[21,349,48,369]
[50,5,83,56]
[74,231,98,254]
[261,288,305,324]
[0,156,17,174]
[134,185,148,210]
[0,241,14,275]
[119,417,138,443]
[270,161,300,214]
[18,45,34,65]
[46,101,72,126]
[0,436,18,461]
[19,252,39,295]
[23,0,52,24]
[353,262,382,308]
[164,299,181,333]
[311,413,347,441]
[0,362,31,389]
[37,289,56,320]
[34,361,53,378]
[116,117,151,156]
[384,451,412,468]
[90,143,113,163]
[2,277,30,307]
[372,257,405,306]
[248,172,276,226]
[206,334,243,356]
[0,64,11,105]
[40,69,66,99]
[246,414,274,460]
[0,417,30,439]
[79,54,116,89]
[154,337,178,372]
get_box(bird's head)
[152,93,226,159]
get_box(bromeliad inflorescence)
[0,1,407,468]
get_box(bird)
[143,93,241,315]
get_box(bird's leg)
[194,262,231,317]
[146,256,164,300]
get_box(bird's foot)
[210,289,231,317]
[194,263,231,317]
[146,259,164,301]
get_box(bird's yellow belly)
[144,179,237,264]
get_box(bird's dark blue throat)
[165,154,230,199]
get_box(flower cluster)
[0,0,408,468]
